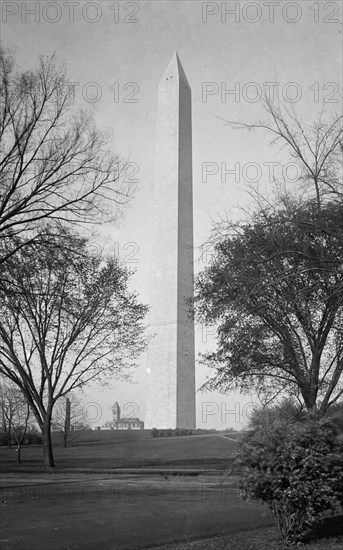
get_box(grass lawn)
[1,473,274,550]
[1,431,341,549]
[1,472,341,550]
[153,521,343,549]
[0,429,242,471]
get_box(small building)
[103,417,144,430]
[102,402,144,430]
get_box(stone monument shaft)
[145,53,195,429]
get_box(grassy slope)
[1,431,342,549]
[0,430,242,470]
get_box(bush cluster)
[25,431,43,445]
[236,415,343,543]
[151,427,193,437]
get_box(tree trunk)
[301,380,318,413]
[64,398,70,448]
[17,443,21,465]
[42,422,55,469]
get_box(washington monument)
[145,53,196,429]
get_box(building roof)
[119,417,142,423]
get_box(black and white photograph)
[0,1,343,549]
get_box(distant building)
[111,401,121,422]
[103,417,144,430]
[102,402,144,430]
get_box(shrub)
[151,427,194,438]
[248,397,307,431]
[181,428,193,436]
[325,402,343,434]
[236,417,343,543]
[0,431,9,446]
[25,430,43,445]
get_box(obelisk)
[145,53,195,429]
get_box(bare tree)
[0,381,30,463]
[0,381,15,447]
[0,46,133,266]
[0,228,148,468]
[224,99,343,227]
[52,395,89,448]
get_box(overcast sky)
[2,0,342,428]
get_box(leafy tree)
[0,229,148,468]
[195,201,343,413]
[0,46,132,267]
[247,397,306,432]
[236,416,343,543]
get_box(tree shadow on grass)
[311,514,343,540]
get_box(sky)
[2,0,342,429]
